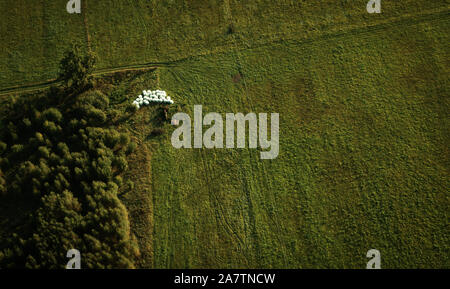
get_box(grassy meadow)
[0,0,449,268]
[1,0,448,89]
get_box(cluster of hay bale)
[132,90,174,109]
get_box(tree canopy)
[0,48,138,268]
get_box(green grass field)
[1,0,449,268]
[1,0,448,89]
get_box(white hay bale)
[133,89,174,110]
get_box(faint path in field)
[223,0,232,22]
[83,0,91,52]
[199,149,251,266]
[232,45,291,265]
[0,7,448,96]
[128,0,150,50]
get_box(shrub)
[126,103,138,113]
[0,142,6,154]
[126,180,134,191]
[151,128,165,136]
[114,176,123,187]
[227,23,237,34]
[11,144,24,154]
[119,133,130,147]
[38,146,50,159]
[126,142,137,154]
[0,172,5,196]
[22,118,32,127]
[113,156,128,173]
[42,108,63,123]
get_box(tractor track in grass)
[83,0,91,52]
[0,64,167,97]
[0,8,448,97]
[231,34,291,266]
[199,149,251,265]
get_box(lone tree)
[58,44,96,91]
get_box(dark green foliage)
[125,103,138,113]
[0,53,137,268]
[42,108,63,123]
[125,180,134,191]
[109,89,127,104]
[0,142,6,154]
[114,176,123,187]
[227,23,236,35]
[151,128,165,137]
[107,109,121,123]
[126,142,137,155]
[113,156,128,172]
[0,170,5,196]
[58,45,97,92]
[119,134,130,147]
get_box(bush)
[126,103,138,113]
[126,180,134,191]
[114,175,123,187]
[22,118,32,127]
[11,144,24,154]
[42,108,63,123]
[113,156,128,173]
[119,133,130,147]
[79,90,109,110]
[126,142,137,154]
[151,128,165,136]
[0,142,6,154]
[0,171,5,196]
[38,146,50,159]
[227,23,237,34]
[107,109,121,122]
[35,132,44,143]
